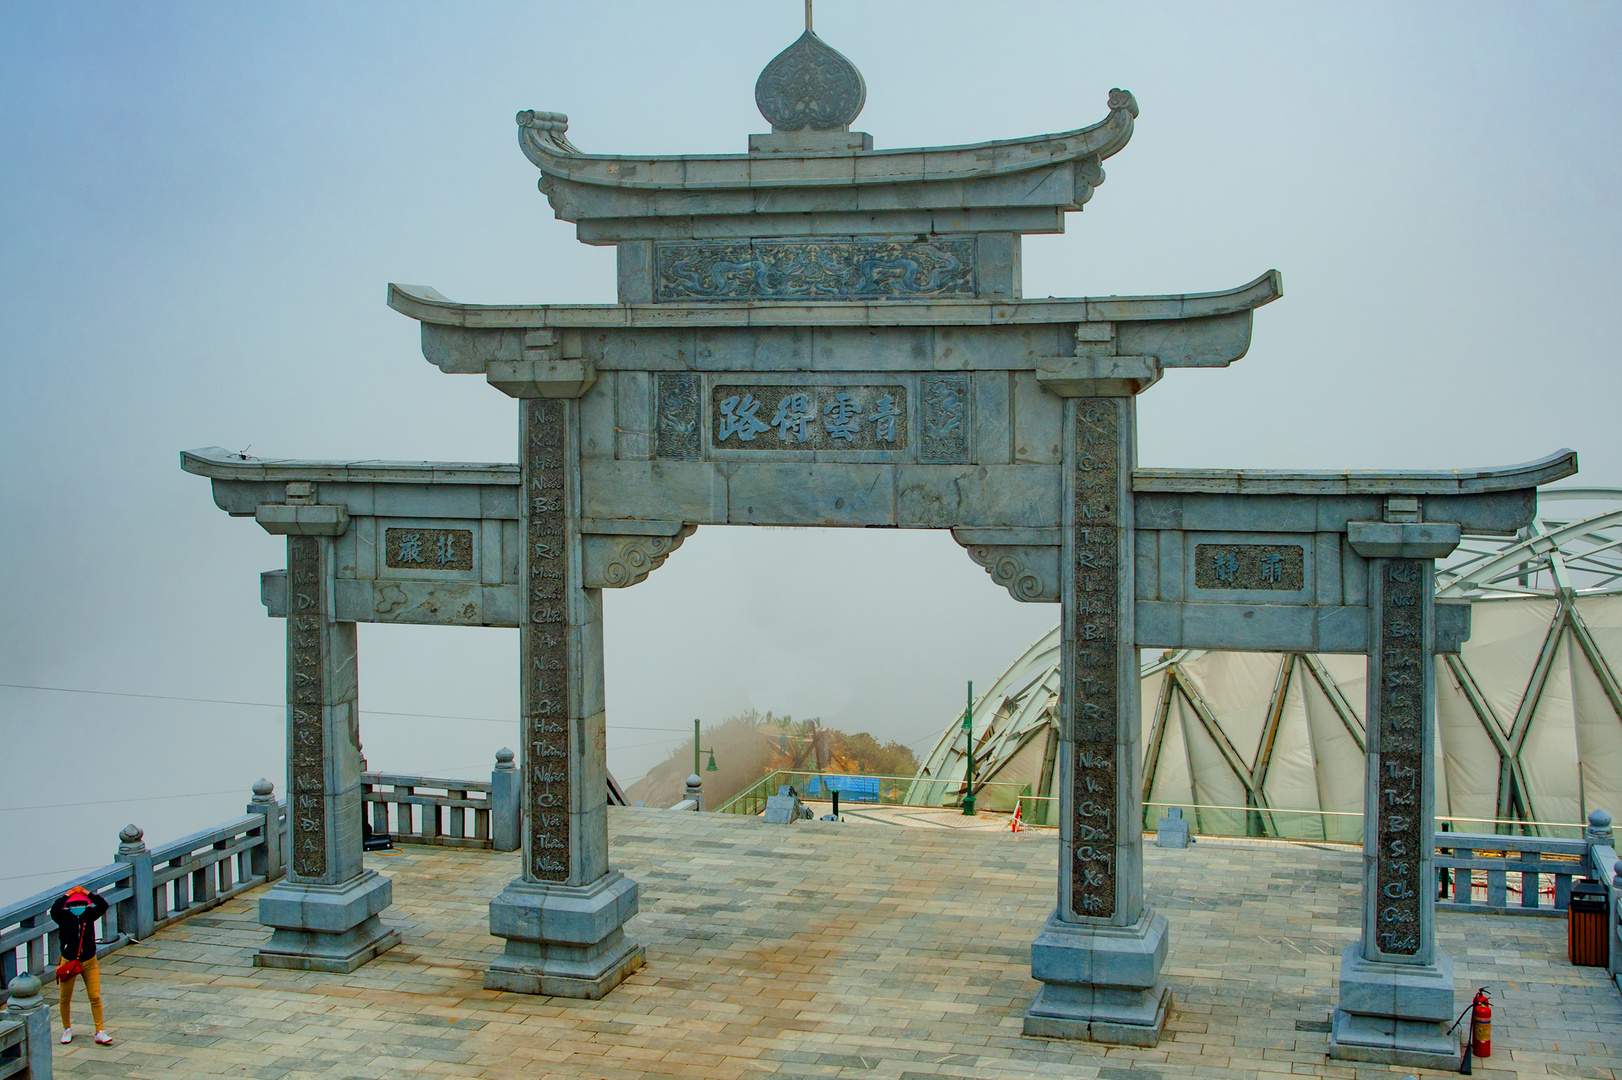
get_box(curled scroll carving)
[585,524,697,589]
[960,544,1059,603]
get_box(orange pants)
[58,954,104,1031]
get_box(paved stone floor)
[44,808,1621,1080]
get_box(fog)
[3,1,1619,904]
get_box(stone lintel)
[487,359,598,399]
[1346,520,1462,559]
[256,503,350,536]
[1036,356,1161,397]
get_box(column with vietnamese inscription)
[255,529,400,972]
[484,397,645,998]
[1023,394,1171,1046]
[1330,557,1461,1068]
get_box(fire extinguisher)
[1470,988,1492,1059]
[1450,986,1491,1073]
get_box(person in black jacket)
[49,886,112,1045]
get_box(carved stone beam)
[1036,356,1162,397]
[487,330,597,399]
[952,527,1060,603]
[582,520,697,588]
[1346,521,1462,560]
[255,483,350,536]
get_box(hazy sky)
[3,2,1619,902]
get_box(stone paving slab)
[42,807,1622,1079]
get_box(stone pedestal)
[1329,554,1461,1070]
[484,398,642,998]
[256,529,398,971]
[1024,395,1170,1046]
[256,871,399,972]
[485,871,643,997]
[1025,909,1171,1045]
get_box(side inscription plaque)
[1373,558,1425,955]
[523,399,571,883]
[1192,543,1304,591]
[385,527,474,571]
[1070,398,1121,920]
[287,535,327,879]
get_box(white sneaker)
[94,1031,113,1046]
[60,1028,72,1044]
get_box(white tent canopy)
[912,491,1622,838]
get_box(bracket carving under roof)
[952,528,1061,604]
[581,524,697,589]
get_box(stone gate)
[185,21,1577,1069]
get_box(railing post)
[1587,807,1613,850]
[1586,809,1619,979]
[114,824,154,942]
[5,974,51,1080]
[246,778,282,882]
[684,773,705,812]
[491,748,521,852]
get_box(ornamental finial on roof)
[754,18,867,133]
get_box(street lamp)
[694,718,718,777]
[961,680,976,816]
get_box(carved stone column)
[256,528,399,971]
[1023,393,1170,1046]
[485,397,644,998]
[1330,555,1460,1068]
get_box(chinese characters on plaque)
[1193,544,1304,591]
[712,384,908,451]
[384,527,474,571]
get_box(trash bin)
[1568,878,1610,967]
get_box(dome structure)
[911,490,1622,838]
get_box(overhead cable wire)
[0,683,690,732]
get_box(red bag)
[55,959,82,983]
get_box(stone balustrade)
[362,772,496,848]
[1,973,49,1079]
[0,781,285,1002]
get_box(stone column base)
[484,870,644,999]
[255,870,400,973]
[1328,943,1461,1070]
[1022,908,1172,1046]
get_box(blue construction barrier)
[799,775,882,804]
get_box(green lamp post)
[961,680,976,816]
[694,718,718,778]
